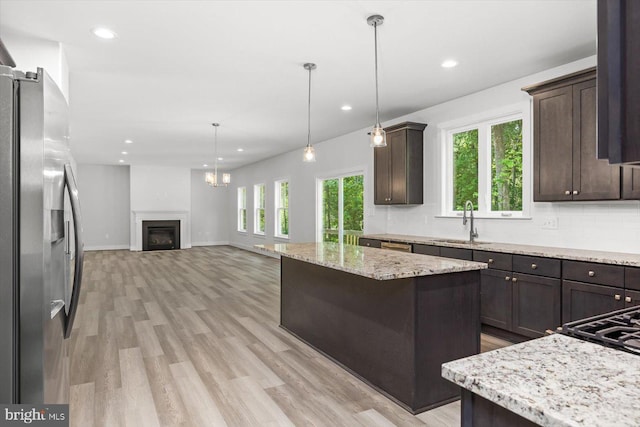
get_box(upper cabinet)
[524,69,621,202]
[374,121,427,205]
[597,0,640,165]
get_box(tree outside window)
[254,184,265,235]
[449,117,523,215]
[237,187,247,232]
[275,180,289,238]
[321,174,363,244]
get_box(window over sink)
[441,105,530,218]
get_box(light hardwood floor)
[69,246,511,427]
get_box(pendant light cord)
[213,124,218,178]
[307,67,312,148]
[374,22,380,126]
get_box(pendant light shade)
[303,62,317,162]
[367,14,386,148]
[205,123,230,187]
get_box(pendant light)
[367,14,386,147]
[303,63,317,162]
[205,123,231,187]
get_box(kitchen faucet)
[462,200,479,243]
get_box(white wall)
[228,56,640,255]
[130,165,191,211]
[191,169,230,246]
[77,164,130,250]
[2,30,70,102]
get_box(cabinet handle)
[588,271,595,277]
[572,190,579,195]
[626,296,632,303]
[488,258,494,264]
[512,277,518,282]
[565,190,571,195]
[505,276,511,281]
[615,294,621,301]
[531,263,537,270]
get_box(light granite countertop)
[442,334,640,427]
[255,242,486,280]
[362,233,640,267]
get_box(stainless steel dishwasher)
[380,242,412,253]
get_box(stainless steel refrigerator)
[0,65,84,404]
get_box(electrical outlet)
[541,217,559,230]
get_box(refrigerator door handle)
[63,164,84,339]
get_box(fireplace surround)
[142,220,180,251]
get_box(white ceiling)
[0,0,596,170]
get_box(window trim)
[440,102,531,219]
[253,183,266,236]
[274,179,289,239]
[237,186,247,232]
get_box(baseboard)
[191,240,230,247]
[85,244,130,251]
[229,242,280,258]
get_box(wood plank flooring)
[69,246,511,427]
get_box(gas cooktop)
[561,306,640,355]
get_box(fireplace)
[142,220,181,251]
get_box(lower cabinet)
[562,280,640,322]
[358,238,382,248]
[481,269,561,338]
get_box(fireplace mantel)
[130,210,191,251]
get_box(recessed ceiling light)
[441,59,458,68]
[341,105,352,111]
[124,139,133,144]
[237,148,244,152]
[203,164,208,167]
[92,27,117,40]
[217,157,223,161]
[121,151,128,155]
[118,159,124,163]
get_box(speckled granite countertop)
[362,234,640,267]
[255,242,486,280]
[442,334,640,427]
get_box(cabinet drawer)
[626,267,640,291]
[440,247,473,261]
[359,238,382,248]
[413,244,440,256]
[562,260,624,287]
[513,255,561,278]
[473,250,512,271]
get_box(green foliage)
[278,181,289,235]
[491,120,522,211]
[322,175,364,243]
[453,129,478,210]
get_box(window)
[253,184,265,235]
[275,180,289,238]
[444,113,524,217]
[317,173,364,244]
[237,187,246,232]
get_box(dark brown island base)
[256,242,487,414]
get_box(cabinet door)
[359,238,382,248]
[572,79,621,200]
[440,247,473,260]
[533,86,574,201]
[562,280,624,323]
[480,269,512,330]
[374,144,391,204]
[512,273,561,338]
[413,244,440,256]
[389,130,407,204]
[622,167,640,199]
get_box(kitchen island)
[257,242,487,413]
[442,333,640,426]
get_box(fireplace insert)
[142,220,180,251]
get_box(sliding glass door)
[318,173,363,244]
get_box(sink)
[431,239,481,245]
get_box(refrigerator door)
[63,164,84,339]
[0,65,18,403]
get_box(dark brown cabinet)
[524,69,621,201]
[374,122,426,205]
[412,244,440,256]
[597,0,640,165]
[622,167,640,199]
[475,250,561,339]
[358,238,382,248]
[562,280,624,322]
